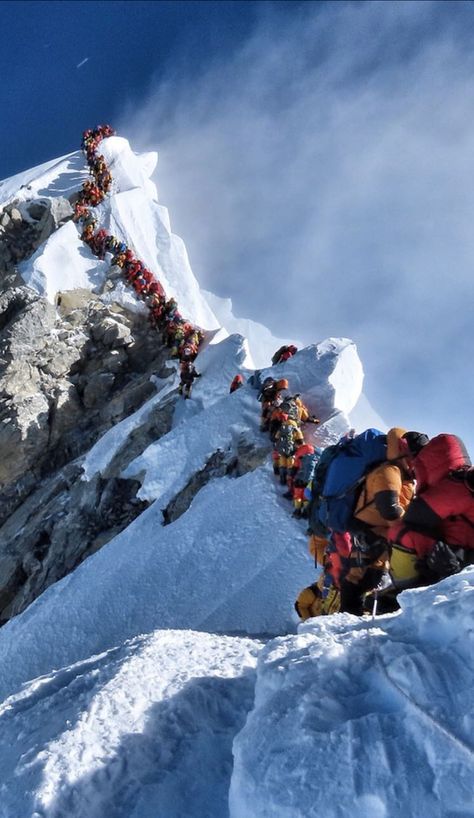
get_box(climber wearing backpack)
[275,416,305,487]
[294,572,340,620]
[260,379,288,432]
[282,441,314,501]
[298,429,387,615]
[317,428,388,535]
[230,374,244,393]
[290,445,322,517]
[271,345,298,365]
[270,396,301,448]
[178,360,201,399]
[388,432,474,590]
[291,394,320,425]
[337,427,421,616]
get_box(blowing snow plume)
[119,0,474,456]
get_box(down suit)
[389,434,474,583]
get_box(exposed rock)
[0,196,73,273]
[0,267,181,623]
[56,288,96,315]
[83,372,116,408]
[162,437,270,525]
[0,463,150,623]
[0,284,173,524]
[9,208,22,225]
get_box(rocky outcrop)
[0,463,149,622]
[162,438,269,525]
[0,183,185,623]
[0,197,73,273]
[0,369,177,623]
[0,283,173,519]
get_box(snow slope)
[0,629,259,818]
[0,334,361,703]
[230,569,474,818]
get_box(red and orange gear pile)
[73,125,203,362]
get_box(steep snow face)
[0,464,310,702]
[0,150,88,204]
[122,339,360,503]
[1,136,350,377]
[0,335,365,701]
[256,338,364,423]
[230,568,474,818]
[20,220,110,303]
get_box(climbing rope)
[74,125,204,363]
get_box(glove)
[425,541,462,577]
[311,416,320,424]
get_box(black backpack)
[277,423,298,456]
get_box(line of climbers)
[257,373,321,517]
[73,125,204,397]
[238,349,474,620]
[294,426,474,619]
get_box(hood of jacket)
[414,434,471,490]
[386,427,407,460]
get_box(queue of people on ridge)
[74,125,204,381]
[76,125,474,619]
[234,345,474,620]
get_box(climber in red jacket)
[230,374,244,393]
[389,433,474,586]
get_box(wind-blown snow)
[203,289,301,370]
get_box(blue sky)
[2,0,474,455]
[0,0,270,177]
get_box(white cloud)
[119,0,474,455]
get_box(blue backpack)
[296,449,323,486]
[318,429,387,533]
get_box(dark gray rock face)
[0,197,73,273]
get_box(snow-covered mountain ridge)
[0,133,471,817]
